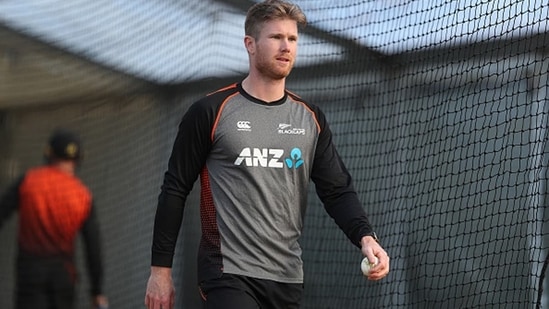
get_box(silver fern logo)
[278,123,305,135]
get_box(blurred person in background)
[0,128,108,309]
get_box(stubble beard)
[256,56,293,81]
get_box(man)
[0,129,108,309]
[145,0,389,308]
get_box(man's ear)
[244,35,255,54]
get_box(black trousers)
[199,273,303,309]
[16,253,76,309]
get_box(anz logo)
[234,147,304,169]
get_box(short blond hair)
[245,0,307,38]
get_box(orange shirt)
[18,166,92,257]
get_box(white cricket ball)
[361,256,378,276]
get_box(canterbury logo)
[237,121,251,131]
[234,147,304,169]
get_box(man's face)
[247,18,299,80]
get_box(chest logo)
[237,121,251,131]
[234,147,304,169]
[278,123,305,135]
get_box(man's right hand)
[145,266,175,309]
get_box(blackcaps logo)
[278,123,305,135]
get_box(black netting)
[0,1,548,308]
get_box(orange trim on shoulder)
[287,93,321,133]
[199,286,207,301]
[210,92,240,141]
[207,83,238,96]
[285,89,302,99]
